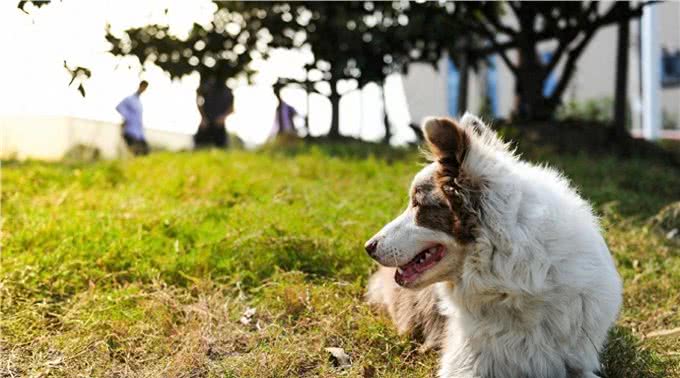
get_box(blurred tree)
[263,2,459,140]
[261,2,376,139]
[20,1,657,137]
[20,1,469,140]
[459,1,653,121]
[105,3,277,87]
[103,2,424,140]
[417,2,489,114]
[105,2,480,141]
[613,2,630,141]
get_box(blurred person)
[194,77,234,148]
[271,100,299,137]
[115,80,149,155]
[270,86,301,140]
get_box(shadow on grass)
[601,326,667,378]
[260,135,418,162]
[496,120,680,167]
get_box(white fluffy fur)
[367,113,622,378]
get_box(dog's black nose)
[365,239,378,256]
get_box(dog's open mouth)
[395,245,445,286]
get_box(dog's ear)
[459,112,487,136]
[422,117,468,166]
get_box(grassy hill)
[2,139,679,377]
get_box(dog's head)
[365,114,496,289]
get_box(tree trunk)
[328,82,341,139]
[613,7,630,141]
[514,74,556,120]
[358,86,364,139]
[304,91,310,136]
[304,81,310,136]
[514,49,556,121]
[457,49,469,115]
[382,86,391,145]
[511,8,561,122]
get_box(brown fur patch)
[412,179,454,235]
[423,117,481,243]
[436,171,481,243]
[367,267,447,351]
[423,117,469,174]
[414,202,454,235]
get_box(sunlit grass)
[2,140,678,377]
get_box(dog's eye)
[442,184,455,194]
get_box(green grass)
[1,139,679,377]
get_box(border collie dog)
[365,114,622,378]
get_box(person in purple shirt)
[270,99,299,138]
[116,80,149,155]
[269,85,301,140]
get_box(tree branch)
[547,1,658,102]
[465,1,657,57]
[507,1,522,20]
[543,1,630,83]
[548,28,597,104]
[543,29,574,77]
[479,5,517,36]
[585,1,599,18]
[467,17,517,74]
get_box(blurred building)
[403,1,680,138]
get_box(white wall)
[401,59,449,124]
[657,1,680,126]
[1,116,193,160]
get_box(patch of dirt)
[649,202,680,242]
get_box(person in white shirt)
[116,81,149,155]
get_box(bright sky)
[0,0,415,146]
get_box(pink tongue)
[397,248,444,283]
[401,265,418,279]
[396,267,419,284]
[401,248,444,281]
[415,257,438,272]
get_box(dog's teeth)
[397,267,404,274]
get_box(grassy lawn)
[1,139,679,377]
